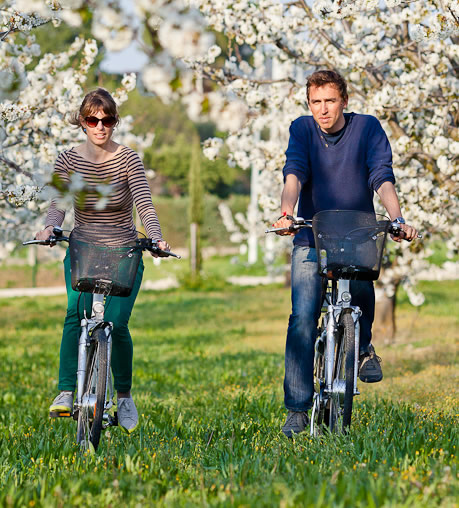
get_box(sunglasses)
[84,116,117,128]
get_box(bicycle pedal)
[49,411,72,418]
[113,411,119,426]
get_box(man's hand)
[276,174,302,236]
[272,215,296,236]
[391,223,418,243]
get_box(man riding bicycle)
[273,70,418,438]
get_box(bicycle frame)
[310,279,361,435]
[325,280,360,397]
[75,293,115,425]
[266,211,420,435]
[23,226,180,450]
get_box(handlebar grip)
[389,224,422,242]
[140,239,181,259]
[151,248,181,259]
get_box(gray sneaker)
[117,397,139,434]
[359,344,383,383]
[282,411,309,438]
[49,391,74,417]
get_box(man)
[273,70,417,438]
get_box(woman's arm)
[35,153,69,243]
[126,150,165,245]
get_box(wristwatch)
[394,217,405,224]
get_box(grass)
[0,281,457,507]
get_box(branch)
[0,155,33,178]
[402,149,439,173]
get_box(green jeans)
[58,250,144,392]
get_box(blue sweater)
[282,113,395,247]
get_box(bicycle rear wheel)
[327,311,355,433]
[76,327,108,451]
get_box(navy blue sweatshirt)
[282,112,395,247]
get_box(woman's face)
[80,108,117,147]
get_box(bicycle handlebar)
[135,238,181,259]
[23,227,69,246]
[265,216,311,234]
[266,217,422,241]
[23,227,181,258]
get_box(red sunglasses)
[84,116,117,128]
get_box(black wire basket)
[69,224,142,296]
[312,210,391,281]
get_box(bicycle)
[266,210,420,435]
[24,224,180,451]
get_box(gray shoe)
[359,344,383,383]
[49,391,74,417]
[282,411,309,438]
[117,397,139,434]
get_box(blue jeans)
[284,246,375,411]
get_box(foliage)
[153,194,250,248]
[0,281,457,506]
[0,21,148,256]
[145,133,240,197]
[1,1,457,303]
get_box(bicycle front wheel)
[328,311,355,433]
[76,327,109,451]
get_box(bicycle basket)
[312,210,391,281]
[69,224,142,296]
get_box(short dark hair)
[69,88,119,130]
[306,70,348,102]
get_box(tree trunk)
[188,136,203,280]
[373,285,398,343]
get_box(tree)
[189,135,203,280]
[0,9,152,257]
[2,1,458,329]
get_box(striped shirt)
[45,146,162,241]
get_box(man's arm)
[273,174,302,236]
[376,181,418,242]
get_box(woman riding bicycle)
[35,88,169,434]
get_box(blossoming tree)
[2,1,458,333]
[0,7,152,256]
[189,0,458,335]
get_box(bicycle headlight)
[93,302,104,315]
[341,291,352,303]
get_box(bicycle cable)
[77,292,83,323]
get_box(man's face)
[307,84,348,133]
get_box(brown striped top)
[45,146,162,241]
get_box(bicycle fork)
[325,280,361,398]
[75,294,114,413]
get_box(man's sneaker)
[359,344,383,383]
[49,391,74,417]
[117,397,139,434]
[282,411,309,438]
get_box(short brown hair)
[69,88,119,129]
[306,70,348,102]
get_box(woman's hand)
[151,239,170,257]
[35,226,55,246]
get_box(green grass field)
[0,281,457,507]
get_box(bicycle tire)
[76,327,108,451]
[311,324,326,436]
[340,312,355,430]
[328,311,355,433]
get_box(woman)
[35,88,169,434]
